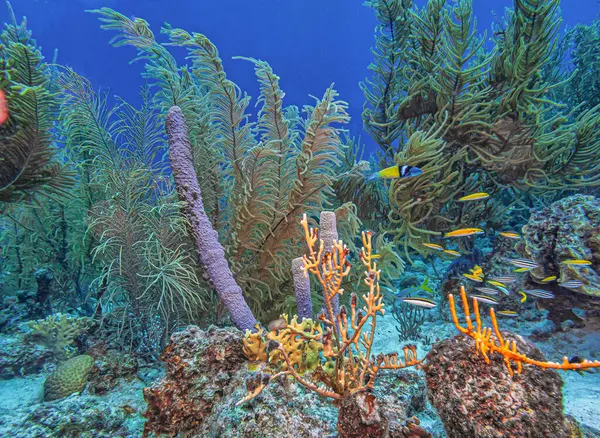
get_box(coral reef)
[0,377,146,438]
[87,348,139,395]
[91,8,359,322]
[241,215,422,436]
[423,333,581,438]
[360,0,600,258]
[448,286,600,374]
[43,354,95,402]
[142,324,431,437]
[143,325,335,437]
[166,105,257,331]
[519,195,600,295]
[0,3,73,204]
[419,284,599,436]
[143,326,247,436]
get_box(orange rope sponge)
[449,285,600,376]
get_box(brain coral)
[519,194,600,297]
[44,355,95,402]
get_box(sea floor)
[0,314,598,437]
[0,351,147,437]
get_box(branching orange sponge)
[240,214,421,404]
[449,285,600,375]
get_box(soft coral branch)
[449,285,600,376]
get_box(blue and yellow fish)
[368,164,423,181]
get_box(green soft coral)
[0,2,73,204]
[91,8,355,321]
[362,0,600,258]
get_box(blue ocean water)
[1,1,600,437]
[7,0,598,152]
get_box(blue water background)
[3,0,599,153]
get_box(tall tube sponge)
[166,106,257,331]
[292,211,341,321]
[291,257,312,320]
[319,211,341,318]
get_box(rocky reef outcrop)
[423,332,581,438]
[518,194,600,325]
[143,325,432,437]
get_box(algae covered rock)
[0,334,53,379]
[423,332,578,438]
[143,325,432,437]
[43,354,95,401]
[519,194,600,297]
[1,378,147,438]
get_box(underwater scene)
[1,0,600,436]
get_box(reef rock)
[143,325,336,437]
[520,194,600,296]
[143,325,431,437]
[0,334,53,379]
[518,195,600,325]
[0,378,146,438]
[423,332,580,438]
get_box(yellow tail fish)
[458,192,490,202]
[444,228,485,238]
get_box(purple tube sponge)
[291,257,312,320]
[166,106,257,332]
[319,211,340,317]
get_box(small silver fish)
[400,297,437,309]
[489,284,511,296]
[489,276,518,284]
[559,280,583,289]
[474,287,500,295]
[471,295,499,305]
[504,258,539,269]
[524,289,555,299]
[497,310,518,317]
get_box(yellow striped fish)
[423,243,444,251]
[486,280,506,288]
[541,275,557,283]
[463,273,484,282]
[444,228,485,238]
[499,232,521,240]
[472,295,499,305]
[443,249,461,257]
[458,192,490,202]
[560,259,592,266]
